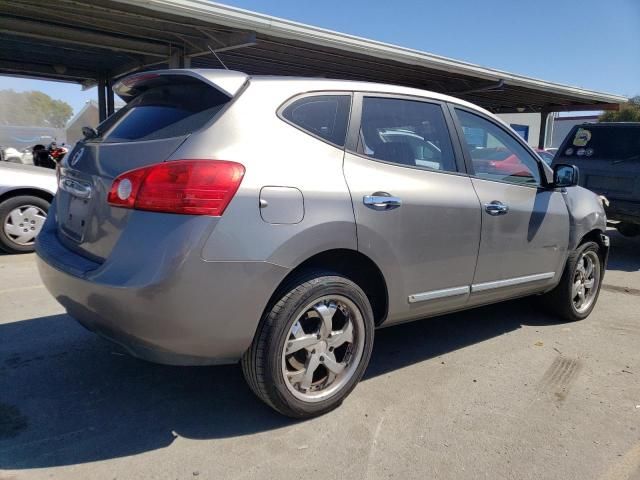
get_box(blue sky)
[0,0,638,115]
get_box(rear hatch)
[555,124,640,201]
[56,70,247,262]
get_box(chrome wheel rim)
[281,295,365,403]
[3,205,47,246]
[572,250,601,313]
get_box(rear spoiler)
[113,69,249,103]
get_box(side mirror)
[82,126,98,140]
[553,163,579,188]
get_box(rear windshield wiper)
[612,154,640,165]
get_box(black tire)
[241,270,375,418]
[616,222,640,238]
[0,195,50,254]
[541,241,604,322]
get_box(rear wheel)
[241,271,374,418]
[0,195,49,254]
[541,241,603,321]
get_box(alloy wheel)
[281,295,365,402]
[572,250,601,313]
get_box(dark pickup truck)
[553,122,640,237]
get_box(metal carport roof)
[0,0,627,117]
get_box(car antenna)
[207,45,229,70]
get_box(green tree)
[0,89,73,128]
[599,95,640,122]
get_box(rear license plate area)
[60,195,90,242]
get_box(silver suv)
[36,70,609,418]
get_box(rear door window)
[356,96,458,172]
[557,126,640,162]
[100,82,230,142]
[281,95,351,146]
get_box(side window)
[357,97,458,172]
[281,95,351,146]
[455,109,541,186]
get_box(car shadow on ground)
[0,298,561,470]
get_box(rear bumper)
[35,207,289,365]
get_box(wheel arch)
[267,248,389,326]
[578,228,609,264]
[578,228,609,249]
[0,188,54,205]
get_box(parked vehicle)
[468,148,555,178]
[553,123,640,236]
[2,146,33,165]
[36,70,609,418]
[0,162,57,253]
[49,142,69,164]
[535,149,555,165]
[33,142,69,169]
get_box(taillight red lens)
[107,160,245,216]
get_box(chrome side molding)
[471,272,555,293]
[408,285,470,304]
[408,272,556,304]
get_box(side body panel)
[189,82,358,267]
[0,162,57,196]
[446,103,572,303]
[468,179,570,304]
[343,153,481,324]
[562,185,608,250]
[341,93,482,325]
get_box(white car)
[0,162,57,253]
[2,147,34,165]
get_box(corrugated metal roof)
[0,0,627,112]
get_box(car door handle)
[484,201,509,216]
[363,193,402,210]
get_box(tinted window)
[537,150,555,165]
[456,109,541,186]
[102,82,229,142]
[357,97,457,172]
[282,95,351,146]
[557,126,640,161]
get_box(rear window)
[100,82,229,143]
[281,95,351,146]
[558,126,640,161]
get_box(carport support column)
[98,77,107,123]
[106,78,115,116]
[168,49,185,69]
[538,110,550,149]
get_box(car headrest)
[373,142,415,166]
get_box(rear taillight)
[107,160,245,216]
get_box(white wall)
[497,113,541,148]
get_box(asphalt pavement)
[0,230,639,480]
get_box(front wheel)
[241,271,375,418]
[541,241,604,321]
